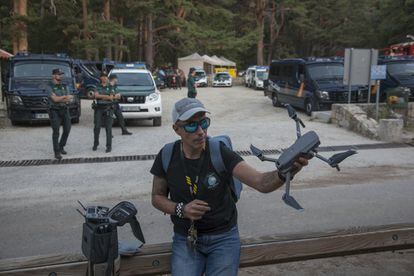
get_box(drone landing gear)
[282,172,304,211]
[282,193,304,211]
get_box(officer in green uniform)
[187,67,197,98]
[109,74,132,135]
[93,72,115,153]
[49,68,73,160]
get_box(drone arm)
[261,156,278,163]
[295,121,302,138]
[312,152,331,164]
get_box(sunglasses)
[179,117,211,133]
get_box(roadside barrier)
[0,223,413,275]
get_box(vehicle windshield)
[307,64,344,80]
[387,62,414,76]
[215,73,230,79]
[14,62,72,78]
[256,71,268,80]
[195,71,206,78]
[82,63,100,76]
[115,72,153,86]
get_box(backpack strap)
[161,141,176,174]
[208,137,226,174]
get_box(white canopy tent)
[177,53,237,77]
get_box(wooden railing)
[1,223,413,276]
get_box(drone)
[250,104,357,211]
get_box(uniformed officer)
[49,68,73,160]
[187,68,197,98]
[93,72,115,153]
[109,74,132,135]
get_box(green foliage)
[0,0,411,69]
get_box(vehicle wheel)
[87,88,95,99]
[153,117,162,126]
[305,99,314,116]
[71,117,80,124]
[272,93,282,107]
[245,83,248,87]
[253,82,257,90]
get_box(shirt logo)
[205,173,219,190]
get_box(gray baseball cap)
[172,98,210,123]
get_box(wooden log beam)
[1,223,413,276]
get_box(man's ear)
[172,124,180,134]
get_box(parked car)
[212,72,232,87]
[378,56,414,101]
[109,67,162,126]
[265,57,368,116]
[194,68,208,87]
[5,52,80,125]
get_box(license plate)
[35,113,49,119]
[121,106,140,112]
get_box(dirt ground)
[0,86,413,275]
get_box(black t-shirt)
[150,140,243,236]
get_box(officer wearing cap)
[150,98,310,275]
[187,68,197,98]
[109,74,132,135]
[93,72,114,153]
[49,68,73,160]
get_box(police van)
[264,57,368,115]
[5,52,80,125]
[378,56,414,101]
[73,59,100,99]
[109,63,162,126]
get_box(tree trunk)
[13,0,28,54]
[82,0,91,60]
[118,17,124,61]
[40,0,46,18]
[103,0,112,60]
[12,1,19,54]
[267,1,276,64]
[267,2,286,64]
[145,14,154,69]
[256,0,267,65]
[92,13,99,61]
[137,19,144,61]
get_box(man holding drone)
[150,98,311,276]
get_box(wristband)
[175,202,185,219]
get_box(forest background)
[1,0,413,69]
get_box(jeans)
[49,108,71,153]
[171,226,240,276]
